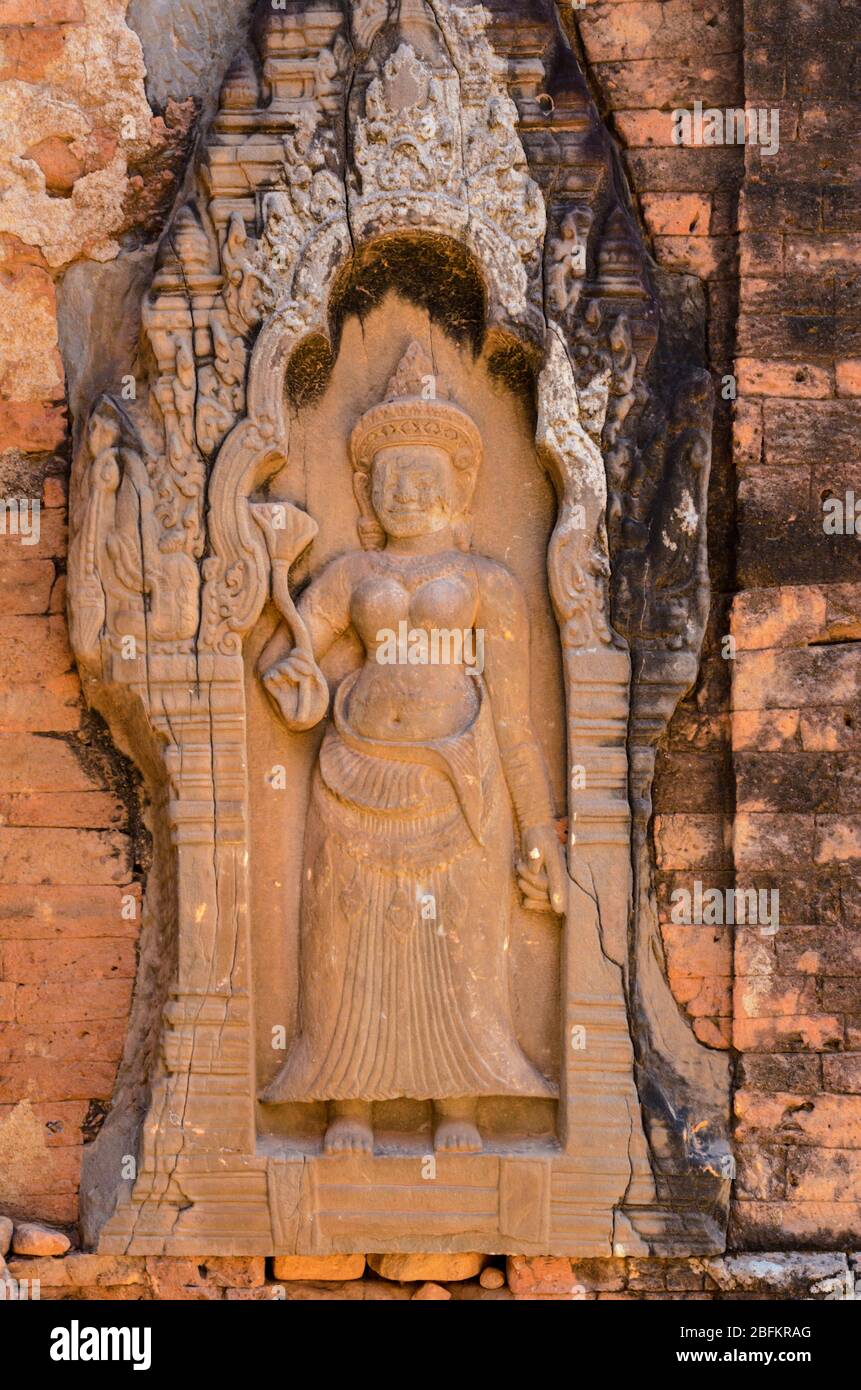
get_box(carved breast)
[351,572,477,649]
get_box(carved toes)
[433,1119,483,1154]
[323,1117,374,1156]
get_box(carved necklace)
[372,547,468,586]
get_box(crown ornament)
[350,340,482,473]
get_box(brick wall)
[572,0,861,1253]
[728,0,861,1249]
[569,0,744,1057]
[0,0,162,1226]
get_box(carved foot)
[433,1099,483,1154]
[324,1101,373,1156]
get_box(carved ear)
[351,469,384,550]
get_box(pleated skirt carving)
[263,687,554,1103]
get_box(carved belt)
[331,669,489,844]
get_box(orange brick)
[661,923,732,975]
[641,192,711,235]
[14,978,133,1024]
[733,398,764,468]
[823,1056,861,1093]
[1,937,136,983]
[731,709,800,750]
[0,0,83,20]
[735,813,815,868]
[786,1148,861,1201]
[693,1017,732,1048]
[507,1256,580,1294]
[0,616,72,682]
[736,1092,861,1148]
[0,883,140,937]
[786,235,861,273]
[0,1097,88,1145]
[577,1,737,64]
[836,360,861,396]
[0,1019,127,1062]
[615,109,677,147]
[653,814,728,870]
[670,976,731,1017]
[0,1059,118,1103]
[0,978,14,1020]
[0,1193,78,1225]
[0,401,66,453]
[733,1016,844,1052]
[41,475,67,508]
[815,816,861,863]
[0,827,130,884]
[0,557,54,615]
[0,734,95,792]
[731,586,827,651]
[734,975,818,1020]
[0,677,81,732]
[800,709,861,752]
[735,359,834,398]
[0,791,124,828]
[652,234,735,278]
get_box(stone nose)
[394,476,420,502]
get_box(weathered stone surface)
[272,1255,365,1282]
[145,1257,265,1299]
[0,1214,12,1255]
[701,1253,849,1296]
[507,1256,581,1296]
[11,1221,71,1256]
[127,0,257,108]
[0,2,155,268]
[369,1254,485,1284]
[412,1281,451,1300]
[6,1252,145,1286]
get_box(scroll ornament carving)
[351,0,391,49]
[538,331,615,651]
[546,206,593,325]
[351,22,546,321]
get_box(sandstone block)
[5,1252,145,1286]
[640,192,710,236]
[735,359,833,398]
[506,1256,580,1295]
[368,1252,484,1283]
[836,359,861,396]
[702,1253,848,1296]
[272,1254,365,1281]
[11,1221,70,1256]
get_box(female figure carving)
[260,343,566,1155]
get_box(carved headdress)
[351,341,482,471]
[350,340,483,550]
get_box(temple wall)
[0,0,858,1298]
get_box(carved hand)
[517,823,568,916]
[262,649,329,733]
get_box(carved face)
[370,445,458,539]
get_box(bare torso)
[345,550,480,742]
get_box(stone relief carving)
[67,0,726,1259]
[258,341,566,1155]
